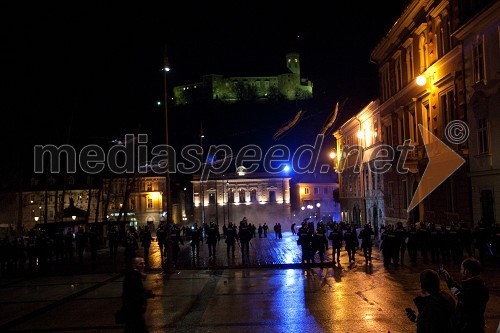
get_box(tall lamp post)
[163,48,174,273]
[200,128,205,227]
[316,202,321,222]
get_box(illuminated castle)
[172,52,313,105]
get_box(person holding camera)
[440,258,490,333]
[121,256,155,333]
[405,269,456,332]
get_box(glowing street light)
[416,75,427,86]
[163,47,174,273]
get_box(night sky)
[2,1,410,179]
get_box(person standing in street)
[107,225,119,262]
[140,227,153,269]
[312,223,328,266]
[189,223,202,260]
[156,222,167,260]
[206,222,220,258]
[238,219,252,264]
[440,258,490,333]
[405,269,457,332]
[344,225,357,264]
[263,223,268,237]
[297,220,313,265]
[225,222,238,258]
[359,223,374,265]
[75,226,88,264]
[121,256,155,333]
[328,223,343,264]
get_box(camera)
[405,307,417,322]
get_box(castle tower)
[286,52,300,75]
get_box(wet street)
[1,230,499,332]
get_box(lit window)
[304,187,310,195]
[250,189,257,202]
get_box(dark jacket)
[414,292,456,333]
[446,276,489,333]
[123,270,150,315]
[122,269,154,333]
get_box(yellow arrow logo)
[407,124,465,212]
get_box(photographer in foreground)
[440,258,490,333]
[405,269,456,332]
[121,256,155,333]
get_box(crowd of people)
[1,217,499,276]
[379,220,498,268]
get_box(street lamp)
[416,75,427,86]
[163,47,174,273]
[316,202,321,222]
[329,149,338,172]
[281,164,290,204]
[200,129,205,227]
[226,180,230,223]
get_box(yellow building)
[334,0,499,227]
[334,100,385,234]
[10,174,182,232]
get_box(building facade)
[369,0,473,226]
[293,173,341,223]
[334,100,385,234]
[455,0,500,227]
[191,173,291,228]
[172,53,313,105]
[334,0,499,228]
[0,173,192,234]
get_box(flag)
[320,98,347,136]
[272,110,304,141]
